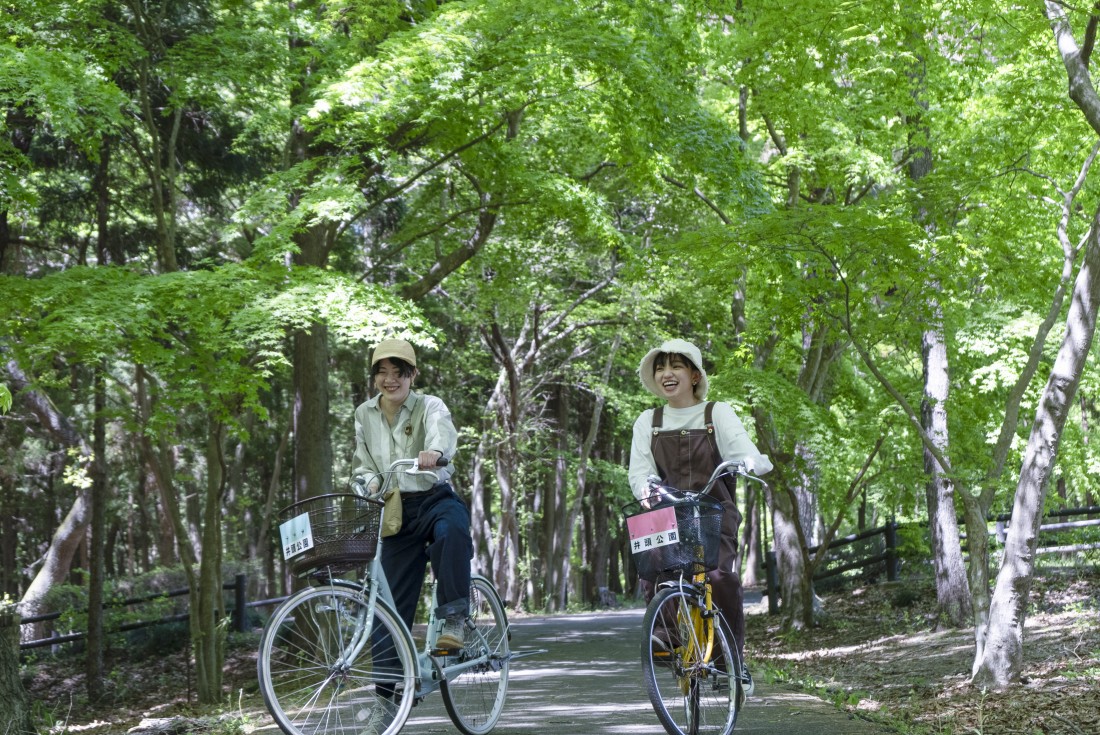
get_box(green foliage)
[9,0,1100,637]
[0,262,427,433]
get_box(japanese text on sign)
[279,512,314,560]
[626,506,680,554]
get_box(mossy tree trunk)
[0,611,32,734]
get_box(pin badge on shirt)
[404,423,413,436]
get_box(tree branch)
[661,174,732,224]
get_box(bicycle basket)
[276,493,381,577]
[623,495,723,582]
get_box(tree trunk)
[469,427,497,576]
[86,366,107,702]
[6,358,92,638]
[192,419,227,704]
[740,482,763,587]
[973,201,1100,689]
[560,334,618,610]
[921,318,972,628]
[545,406,568,612]
[906,37,973,629]
[0,610,32,734]
[493,441,522,609]
[767,478,811,630]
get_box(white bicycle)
[257,459,511,735]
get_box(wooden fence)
[763,505,1100,614]
[17,574,287,652]
[18,506,1100,644]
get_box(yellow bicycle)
[626,460,760,735]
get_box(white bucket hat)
[639,339,708,400]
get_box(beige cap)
[639,339,708,400]
[371,338,417,368]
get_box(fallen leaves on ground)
[746,568,1100,735]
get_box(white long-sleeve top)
[352,391,458,493]
[628,401,773,500]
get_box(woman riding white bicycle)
[351,338,472,731]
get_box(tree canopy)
[4,0,1100,703]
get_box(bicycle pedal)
[431,646,460,656]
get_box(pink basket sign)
[626,505,681,555]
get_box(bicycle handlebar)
[351,456,451,499]
[644,459,768,507]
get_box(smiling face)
[372,357,416,408]
[652,352,702,408]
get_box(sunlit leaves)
[0,262,428,429]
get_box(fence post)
[764,550,779,615]
[234,574,248,633]
[885,520,899,582]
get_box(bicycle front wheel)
[258,584,417,735]
[441,575,511,735]
[641,585,741,735]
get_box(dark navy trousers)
[380,483,472,627]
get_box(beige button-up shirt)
[352,391,458,493]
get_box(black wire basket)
[623,495,724,581]
[276,493,381,577]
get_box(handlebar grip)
[436,457,449,467]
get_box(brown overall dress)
[644,401,746,655]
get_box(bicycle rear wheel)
[641,585,741,735]
[258,584,417,735]
[441,575,511,735]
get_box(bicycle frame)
[348,458,492,699]
[261,457,515,735]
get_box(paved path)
[397,607,898,734]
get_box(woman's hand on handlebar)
[417,450,449,469]
[351,475,381,497]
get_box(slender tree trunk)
[589,483,615,607]
[470,426,497,576]
[560,335,618,610]
[545,404,568,612]
[493,443,521,609]
[6,359,91,638]
[907,37,973,629]
[921,318,972,628]
[973,201,1100,689]
[293,320,333,500]
[86,366,107,702]
[193,419,227,703]
[740,482,762,587]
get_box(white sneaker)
[436,616,466,649]
[741,665,755,698]
[360,697,395,735]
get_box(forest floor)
[745,566,1100,734]
[19,567,1100,735]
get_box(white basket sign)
[279,511,314,560]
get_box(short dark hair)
[652,351,698,374]
[370,356,416,379]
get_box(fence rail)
[763,506,1100,614]
[17,574,287,652]
[19,507,1100,643]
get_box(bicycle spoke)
[258,586,417,735]
[441,576,511,735]
[641,586,740,735]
